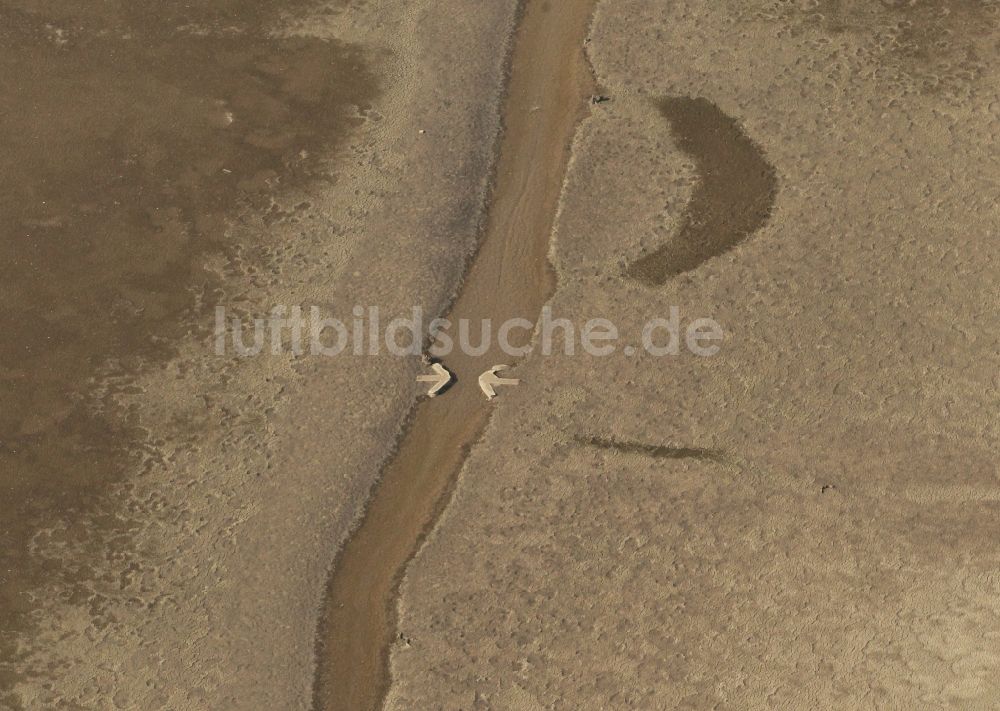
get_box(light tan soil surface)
[385,1,1000,709]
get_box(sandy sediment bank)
[6,1,519,708]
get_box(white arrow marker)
[416,362,453,397]
[478,364,520,401]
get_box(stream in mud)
[311,1,598,709]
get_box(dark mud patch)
[0,0,375,697]
[626,97,777,286]
[577,435,726,463]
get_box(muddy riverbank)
[3,1,518,707]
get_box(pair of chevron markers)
[416,361,518,401]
